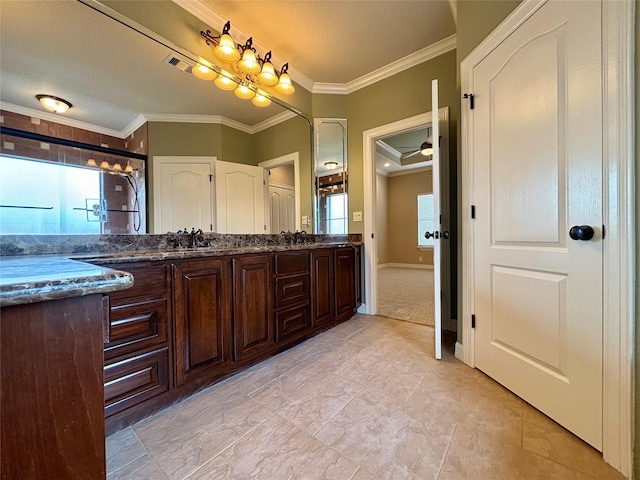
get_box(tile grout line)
[311,384,367,438]
[435,422,458,479]
[130,427,171,480]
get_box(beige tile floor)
[106,315,625,480]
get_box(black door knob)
[425,231,435,239]
[440,231,450,240]
[569,225,595,241]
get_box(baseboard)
[377,263,434,270]
[455,342,464,362]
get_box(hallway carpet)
[376,266,434,326]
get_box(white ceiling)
[0,0,456,136]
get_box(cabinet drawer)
[276,305,311,343]
[104,348,169,418]
[107,263,168,305]
[104,299,168,360]
[275,252,309,275]
[275,273,310,309]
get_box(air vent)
[164,54,193,75]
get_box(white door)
[269,187,282,233]
[152,157,214,233]
[216,160,265,234]
[430,80,442,359]
[472,0,602,448]
[269,185,296,234]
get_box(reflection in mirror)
[315,119,348,234]
[0,0,313,235]
[0,132,146,234]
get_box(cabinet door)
[173,259,232,386]
[334,247,355,322]
[311,249,334,328]
[233,255,275,362]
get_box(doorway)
[362,109,451,331]
[259,152,301,233]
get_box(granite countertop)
[0,256,133,307]
[0,238,361,307]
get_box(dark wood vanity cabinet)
[233,254,275,362]
[172,258,232,386]
[102,262,172,420]
[274,251,312,343]
[311,249,335,328]
[335,246,357,322]
[97,244,360,432]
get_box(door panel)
[216,161,265,234]
[473,0,602,449]
[154,161,213,233]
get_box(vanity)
[0,233,361,479]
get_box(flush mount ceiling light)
[198,21,295,107]
[36,94,72,113]
[324,161,339,170]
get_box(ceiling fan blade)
[400,149,421,160]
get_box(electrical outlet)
[419,256,423,262]
[353,211,363,222]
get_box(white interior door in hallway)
[152,157,215,233]
[471,0,603,449]
[215,160,266,234]
[269,184,295,234]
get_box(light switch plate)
[353,211,363,222]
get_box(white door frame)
[362,109,449,316]
[259,152,301,232]
[151,156,216,234]
[459,0,635,475]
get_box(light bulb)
[192,63,217,80]
[274,73,295,95]
[214,33,240,62]
[252,93,272,107]
[234,84,256,100]
[238,49,261,75]
[257,61,278,86]
[214,74,237,91]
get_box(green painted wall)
[220,125,254,165]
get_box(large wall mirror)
[0,0,314,236]
[314,119,348,234]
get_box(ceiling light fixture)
[420,135,434,156]
[324,161,339,170]
[198,21,295,108]
[36,94,72,114]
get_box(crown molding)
[0,101,130,139]
[142,110,297,135]
[172,0,315,93]
[314,34,457,95]
[375,140,401,163]
[121,113,148,138]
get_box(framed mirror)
[314,118,347,234]
[0,0,314,235]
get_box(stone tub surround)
[0,233,361,306]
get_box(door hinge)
[371,233,375,239]
[264,224,267,231]
[602,224,605,239]
[209,174,213,182]
[263,179,266,185]
[463,93,475,109]
[471,205,476,219]
[210,223,213,231]
[471,314,476,328]
[439,214,442,225]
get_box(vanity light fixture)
[199,21,295,103]
[252,92,272,107]
[324,161,339,170]
[36,94,72,114]
[86,159,134,176]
